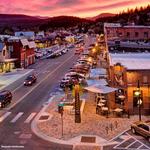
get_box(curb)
[31,94,131,148]
[31,95,73,146]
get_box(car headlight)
[24,81,26,84]
[29,81,31,84]
[0,102,1,107]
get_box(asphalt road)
[0,48,78,150]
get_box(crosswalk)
[113,133,150,150]
[0,112,37,124]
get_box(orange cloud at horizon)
[0,0,149,18]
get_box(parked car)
[46,53,57,59]
[24,74,37,86]
[131,121,150,142]
[0,90,12,108]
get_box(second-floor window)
[127,32,130,37]
[144,32,148,38]
[8,46,13,52]
[135,32,139,37]
[143,76,148,83]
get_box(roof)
[20,39,29,46]
[124,25,150,28]
[110,53,150,70]
[29,41,36,48]
[15,31,35,37]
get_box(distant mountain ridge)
[0,14,89,29]
[87,13,116,21]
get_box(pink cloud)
[0,0,149,17]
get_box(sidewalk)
[31,93,150,148]
[0,68,34,91]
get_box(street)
[0,48,78,150]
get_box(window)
[144,32,148,38]
[133,90,143,107]
[8,46,13,52]
[138,124,149,131]
[135,32,139,37]
[143,76,148,83]
[127,32,130,37]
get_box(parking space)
[112,132,150,150]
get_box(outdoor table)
[99,99,106,103]
[118,95,125,99]
[114,108,123,112]
[101,107,108,111]
[114,108,123,117]
[97,103,105,107]
[101,107,109,116]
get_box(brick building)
[109,53,150,115]
[104,23,150,41]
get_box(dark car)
[0,90,12,108]
[46,53,57,59]
[24,75,37,86]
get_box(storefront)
[0,58,17,73]
[109,53,150,115]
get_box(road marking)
[24,113,36,123]
[0,112,11,122]
[7,54,75,110]
[10,112,24,123]
[125,140,139,149]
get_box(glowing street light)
[134,80,142,121]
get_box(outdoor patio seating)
[113,108,123,117]
[101,107,109,116]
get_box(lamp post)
[134,80,142,121]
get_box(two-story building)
[104,23,150,41]
[7,37,36,68]
[0,41,17,73]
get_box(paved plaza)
[35,93,150,146]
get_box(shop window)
[143,76,148,83]
[135,32,139,37]
[115,89,125,105]
[133,90,143,107]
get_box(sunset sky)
[0,0,149,18]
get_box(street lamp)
[134,80,142,121]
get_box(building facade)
[104,23,150,41]
[7,38,35,68]
[109,53,150,115]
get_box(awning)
[84,85,117,94]
[90,68,106,75]
[90,68,107,78]
[86,79,108,86]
